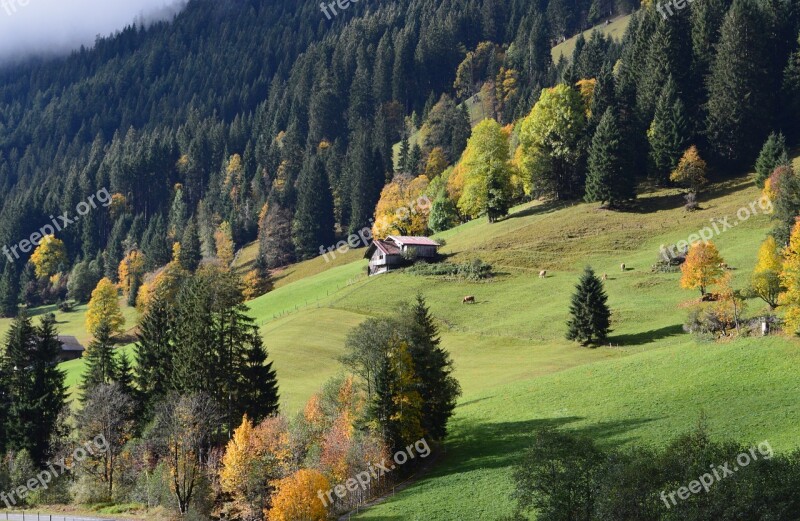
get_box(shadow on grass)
[507,200,572,220]
[612,324,684,346]
[437,416,658,476]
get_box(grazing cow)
[463,296,476,304]
[602,273,608,281]
[719,262,729,270]
[539,270,547,279]
[620,263,626,271]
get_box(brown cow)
[463,296,476,304]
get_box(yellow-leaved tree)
[372,175,430,239]
[670,146,708,194]
[680,241,724,297]
[457,118,513,222]
[117,250,146,298]
[215,221,235,268]
[86,278,125,338]
[267,469,330,521]
[424,147,449,179]
[780,221,800,334]
[751,236,782,309]
[30,236,67,278]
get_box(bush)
[511,424,800,521]
[405,259,493,281]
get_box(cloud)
[0,0,188,63]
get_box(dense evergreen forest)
[0,0,634,307]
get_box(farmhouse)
[57,335,85,362]
[365,235,440,275]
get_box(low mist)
[0,0,188,64]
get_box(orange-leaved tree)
[680,241,724,297]
[266,469,330,521]
[751,236,782,309]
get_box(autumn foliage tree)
[267,469,330,521]
[372,175,431,239]
[457,119,513,222]
[30,236,67,279]
[780,221,800,334]
[86,277,125,337]
[680,241,725,297]
[671,146,709,194]
[117,249,145,300]
[751,236,782,309]
[215,221,235,268]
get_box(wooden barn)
[57,335,85,362]
[365,235,440,275]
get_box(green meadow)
[2,173,796,519]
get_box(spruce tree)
[134,294,175,414]
[404,295,461,441]
[648,76,690,185]
[292,154,335,260]
[238,333,280,423]
[706,0,772,168]
[80,324,118,399]
[398,135,411,173]
[0,262,19,318]
[179,218,202,272]
[566,267,611,346]
[782,35,800,139]
[1,312,37,456]
[585,108,633,208]
[754,132,790,187]
[30,314,67,463]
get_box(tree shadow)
[435,416,659,475]
[611,324,684,346]
[507,200,572,220]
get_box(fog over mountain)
[0,0,187,63]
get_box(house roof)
[366,239,402,258]
[387,236,440,247]
[58,335,85,352]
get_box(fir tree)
[648,76,690,185]
[566,267,611,346]
[238,333,280,423]
[292,154,335,260]
[706,0,772,168]
[585,108,633,208]
[30,314,67,463]
[179,218,202,272]
[754,132,790,187]
[1,312,37,456]
[80,324,118,400]
[398,134,411,174]
[404,295,461,441]
[134,294,175,414]
[0,262,19,318]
